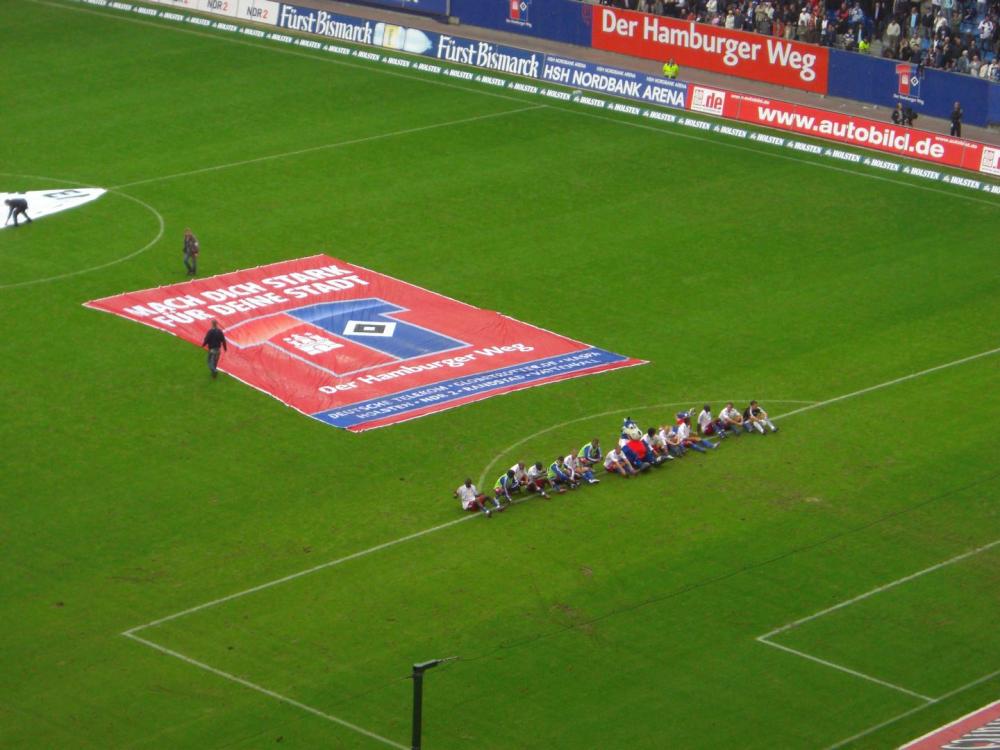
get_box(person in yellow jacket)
[662,58,679,79]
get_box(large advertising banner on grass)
[687,84,1000,176]
[591,6,829,94]
[85,256,645,431]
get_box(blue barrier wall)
[828,49,994,127]
[449,0,592,46]
[990,79,1000,126]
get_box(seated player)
[603,446,637,477]
[697,404,728,439]
[675,412,717,452]
[548,455,580,490]
[565,451,599,485]
[494,469,519,506]
[659,424,686,457]
[644,427,672,460]
[526,461,554,498]
[743,400,779,434]
[719,402,745,434]
[455,478,500,516]
[508,461,528,493]
[577,438,603,468]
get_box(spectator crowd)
[592,0,1000,79]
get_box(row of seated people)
[454,401,778,516]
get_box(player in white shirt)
[719,402,745,434]
[743,400,778,434]
[675,412,717,452]
[526,461,555,497]
[454,478,499,516]
[696,404,729,439]
[644,427,673,460]
[603,446,637,477]
[508,461,529,493]
[565,452,599,484]
[659,425,685,457]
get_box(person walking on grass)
[201,320,227,378]
[183,228,200,276]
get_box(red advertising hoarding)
[687,83,1000,176]
[85,256,645,431]
[592,6,829,93]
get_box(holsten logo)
[1,188,106,229]
[600,8,818,82]
[690,85,726,116]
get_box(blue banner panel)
[828,49,993,127]
[449,0,592,46]
[541,54,687,109]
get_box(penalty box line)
[756,538,1000,704]
[120,344,1000,744]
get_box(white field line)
[123,631,408,750]
[770,346,1000,424]
[110,105,546,190]
[37,0,1000,208]
[759,537,1000,641]
[759,639,934,702]
[823,669,1000,750]
[0,174,165,291]
[758,539,1000,703]
[116,345,1000,746]
[123,514,478,635]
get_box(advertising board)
[690,84,991,173]
[591,6,829,94]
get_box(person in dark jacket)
[201,320,227,378]
[4,197,31,227]
[950,101,963,137]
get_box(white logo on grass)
[343,320,396,337]
[1,187,106,229]
[283,332,343,356]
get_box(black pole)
[410,658,456,750]
[411,666,425,750]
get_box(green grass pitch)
[2,2,999,748]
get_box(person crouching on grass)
[493,469,518,507]
[697,404,730,439]
[604,446,638,477]
[564,451,599,485]
[548,455,579,491]
[644,427,673,461]
[743,400,779,434]
[455,478,500,517]
[577,437,602,468]
[526,461,555,498]
[719,402,746,434]
[660,424,686,458]
[675,412,717,452]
